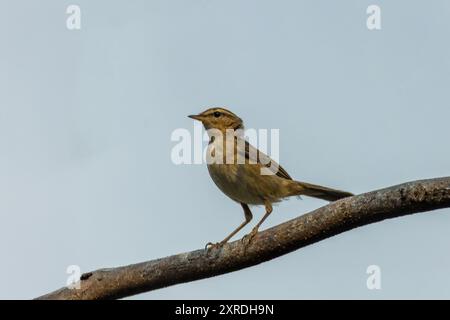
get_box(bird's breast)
[205,138,289,205]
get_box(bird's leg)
[205,203,253,250]
[243,201,273,245]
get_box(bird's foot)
[205,241,225,251]
[241,227,259,247]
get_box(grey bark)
[36,177,450,300]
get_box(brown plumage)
[189,107,353,248]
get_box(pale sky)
[1,0,450,299]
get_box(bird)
[188,107,353,249]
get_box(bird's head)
[188,107,244,132]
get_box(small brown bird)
[189,107,353,249]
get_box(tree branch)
[36,177,450,300]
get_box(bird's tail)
[288,180,354,202]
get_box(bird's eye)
[213,111,222,118]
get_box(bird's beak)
[188,114,204,121]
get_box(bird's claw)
[241,228,259,246]
[205,241,224,251]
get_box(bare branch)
[36,177,450,300]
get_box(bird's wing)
[240,139,293,180]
